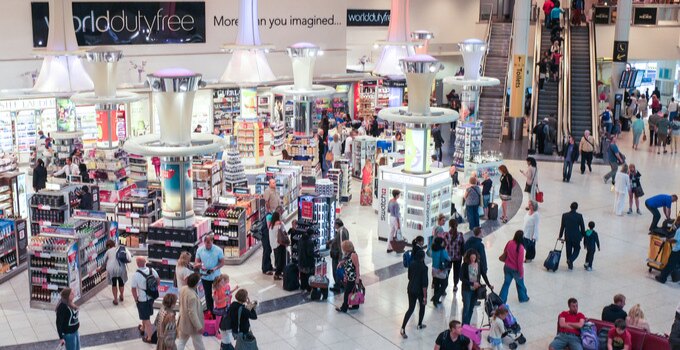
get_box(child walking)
[213,274,238,340]
[583,221,600,271]
[488,307,509,350]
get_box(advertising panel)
[160,161,193,217]
[346,9,390,27]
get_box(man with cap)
[330,219,350,292]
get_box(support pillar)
[508,0,531,140]
[610,0,632,119]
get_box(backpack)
[597,327,610,350]
[402,250,412,268]
[137,269,159,300]
[116,246,131,265]
[581,321,599,350]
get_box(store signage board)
[73,210,108,220]
[31,1,207,47]
[233,188,250,195]
[382,171,426,187]
[509,54,526,117]
[131,188,149,198]
[219,197,237,205]
[633,7,657,25]
[593,6,611,24]
[346,9,390,27]
[277,160,293,166]
[0,98,55,111]
[300,200,314,220]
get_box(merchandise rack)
[234,121,265,168]
[204,195,264,265]
[115,191,161,256]
[255,163,302,221]
[326,169,342,204]
[285,135,320,191]
[0,171,26,217]
[87,148,130,208]
[351,136,377,179]
[128,154,148,184]
[28,213,115,310]
[258,95,272,129]
[146,217,210,303]
[333,159,352,203]
[223,147,248,193]
[270,122,285,156]
[0,153,18,174]
[192,160,223,215]
[30,184,100,237]
[452,122,482,169]
[213,88,241,135]
[297,194,336,256]
[0,218,28,284]
[50,132,83,170]
[15,110,37,163]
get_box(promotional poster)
[160,161,193,217]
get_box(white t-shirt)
[523,212,540,241]
[669,101,679,113]
[131,267,159,302]
[269,222,284,250]
[344,136,353,157]
[175,266,192,290]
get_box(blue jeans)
[466,205,480,230]
[562,160,573,182]
[549,333,583,350]
[499,265,529,303]
[604,123,613,135]
[63,331,80,350]
[462,289,475,325]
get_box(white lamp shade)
[373,0,413,77]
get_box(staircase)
[478,22,512,141]
[569,25,593,141]
[536,29,559,130]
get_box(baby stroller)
[484,291,527,349]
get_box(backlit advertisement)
[404,129,431,174]
[240,88,258,121]
[160,161,193,218]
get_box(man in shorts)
[549,298,586,350]
[131,256,159,343]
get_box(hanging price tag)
[126,212,140,219]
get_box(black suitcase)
[544,239,564,272]
[283,264,300,291]
[310,287,329,301]
[487,203,499,220]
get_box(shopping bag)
[348,281,366,306]
[535,190,544,203]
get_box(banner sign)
[613,41,629,63]
[509,54,526,117]
[31,1,206,47]
[346,9,390,27]
[633,7,657,25]
[593,6,611,24]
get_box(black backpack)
[116,246,131,265]
[137,269,159,300]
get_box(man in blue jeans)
[549,298,586,350]
[645,194,678,232]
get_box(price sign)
[300,201,314,220]
[37,205,51,210]
[126,212,140,219]
[126,227,140,233]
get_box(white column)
[610,0,632,113]
[508,0,531,140]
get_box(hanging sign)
[613,41,629,63]
[633,7,657,25]
[593,6,611,24]
[509,54,526,118]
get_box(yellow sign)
[509,54,526,118]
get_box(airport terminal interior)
[0,0,678,349]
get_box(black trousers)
[274,246,286,276]
[300,271,312,291]
[580,151,593,173]
[646,204,661,231]
[523,238,536,260]
[432,276,448,304]
[565,240,581,265]
[659,250,680,282]
[585,248,596,268]
[451,260,462,289]
[261,226,273,273]
[340,280,357,311]
[649,128,658,146]
[202,279,214,313]
[401,293,425,329]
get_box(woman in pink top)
[499,230,530,303]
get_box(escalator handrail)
[499,19,515,143]
[589,21,599,146]
[528,10,543,151]
[562,8,571,152]
[480,4,494,79]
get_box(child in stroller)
[485,291,527,349]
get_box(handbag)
[633,186,645,198]
[642,134,647,142]
[234,306,258,350]
[475,285,487,300]
[535,187,544,203]
[277,226,290,246]
[348,281,366,306]
[478,205,484,216]
[499,250,507,262]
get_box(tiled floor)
[3,129,680,349]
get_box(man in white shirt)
[431,155,444,168]
[131,257,159,342]
[344,130,355,158]
[52,157,80,178]
[329,135,342,160]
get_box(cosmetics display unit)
[376,55,458,244]
[234,121,265,168]
[0,152,18,174]
[213,88,240,135]
[297,194,336,256]
[128,154,148,184]
[255,162,302,221]
[0,172,27,218]
[204,195,265,265]
[333,159,352,203]
[0,218,28,284]
[351,136,378,179]
[452,122,483,169]
[50,131,83,170]
[28,213,116,309]
[224,146,248,193]
[270,122,286,156]
[192,160,224,215]
[30,184,99,237]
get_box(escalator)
[569,25,594,141]
[535,29,559,131]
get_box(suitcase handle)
[553,239,565,252]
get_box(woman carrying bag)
[520,157,538,206]
[499,230,530,303]
[460,249,484,325]
[498,165,514,223]
[400,250,428,339]
[336,240,362,313]
[430,237,451,307]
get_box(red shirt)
[607,328,632,350]
[543,0,555,14]
[558,311,585,335]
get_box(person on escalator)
[536,58,549,91]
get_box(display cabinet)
[213,88,240,135]
[204,195,264,265]
[270,122,285,156]
[0,218,28,284]
[351,136,377,179]
[234,121,265,168]
[297,194,336,255]
[116,191,161,256]
[452,122,482,169]
[224,147,248,193]
[285,135,320,191]
[192,160,223,215]
[333,159,352,203]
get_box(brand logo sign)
[633,7,657,25]
[31,1,206,47]
[593,6,611,24]
[347,9,390,27]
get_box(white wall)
[595,25,680,61]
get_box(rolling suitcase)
[283,263,300,291]
[544,239,564,272]
[487,203,499,220]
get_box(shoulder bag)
[234,305,258,350]
[276,225,290,246]
[348,280,366,306]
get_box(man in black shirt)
[601,294,627,323]
[78,186,93,210]
[435,320,472,350]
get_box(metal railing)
[558,10,571,153]
[528,10,543,151]
[498,19,514,143]
[480,4,494,79]
[589,20,600,145]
